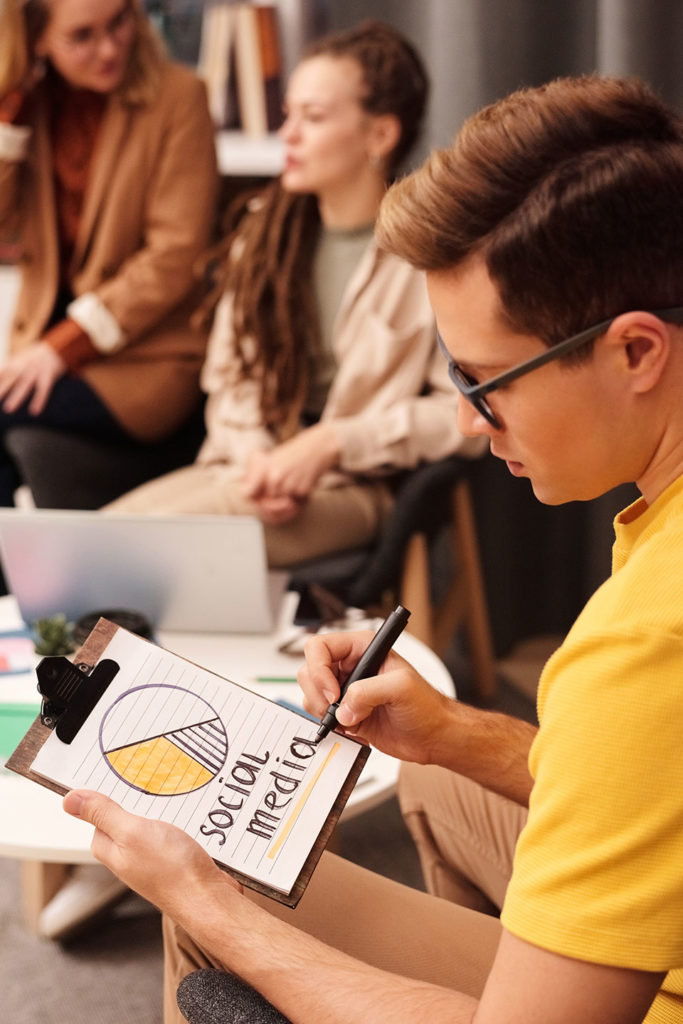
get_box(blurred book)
[255,5,284,132]
[235,4,284,135]
[0,627,34,676]
[198,2,240,128]
[198,3,284,135]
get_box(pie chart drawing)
[99,684,228,796]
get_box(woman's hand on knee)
[241,425,341,503]
[253,492,307,524]
[0,342,66,415]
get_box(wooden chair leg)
[397,477,496,703]
[400,533,435,650]
[21,860,69,934]
[452,479,497,702]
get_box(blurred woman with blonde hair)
[0,0,218,505]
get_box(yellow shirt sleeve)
[502,622,683,973]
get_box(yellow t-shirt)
[502,475,683,1023]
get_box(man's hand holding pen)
[298,628,456,764]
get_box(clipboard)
[7,618,370,908]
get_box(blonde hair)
[0,0,166,104]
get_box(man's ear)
[607,311,671,395]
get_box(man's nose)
[456,396,497,437]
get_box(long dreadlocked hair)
[202,183,321,439]
[199,20,428,437]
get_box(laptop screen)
[0,510,286,634]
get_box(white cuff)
[67,292,125,353]
[0,122,31,162]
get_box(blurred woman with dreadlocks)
[110,19,481,566]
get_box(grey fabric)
[176,970,291,1024]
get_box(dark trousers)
[0,374,127,506]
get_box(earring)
[369,154,383,171]
[30,55,47,85]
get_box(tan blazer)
[198,238,486,481]
[0,63,218,441]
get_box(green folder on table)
[0,704,40,761]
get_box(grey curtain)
[324,0,683,159]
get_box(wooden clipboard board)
[6,618,370,908]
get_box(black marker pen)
[314,605,411,744]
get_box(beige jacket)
[0,63,218,441]
[198,238,485,482]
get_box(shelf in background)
[216,130,284,177]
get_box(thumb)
[335,676,386,728]
[63,789,127,839]
[335,666,412,728]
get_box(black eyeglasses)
[438,306,683,430]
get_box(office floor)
[0,636,543,1024]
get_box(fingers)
[240,450,269,499]
[0,363,26,407]
[241,455,308,506]
[63,790,227,915]
[241,438,320,501]
[27,360,60,414]
[0,345,64,413]
[0,375,33,413]
[298,631,374,715]
[244,461,296,501]
[255,495,304,524]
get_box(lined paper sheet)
[31,630,364,895]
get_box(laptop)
[0,509,287,634]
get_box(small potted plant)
[32,614,76,657]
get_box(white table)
[0,595,454,927]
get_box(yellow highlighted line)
[268,742,340,860]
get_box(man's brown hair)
[376,75,683,348]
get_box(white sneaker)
[38,864,129,940]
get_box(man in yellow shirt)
[63,74,683,1024]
